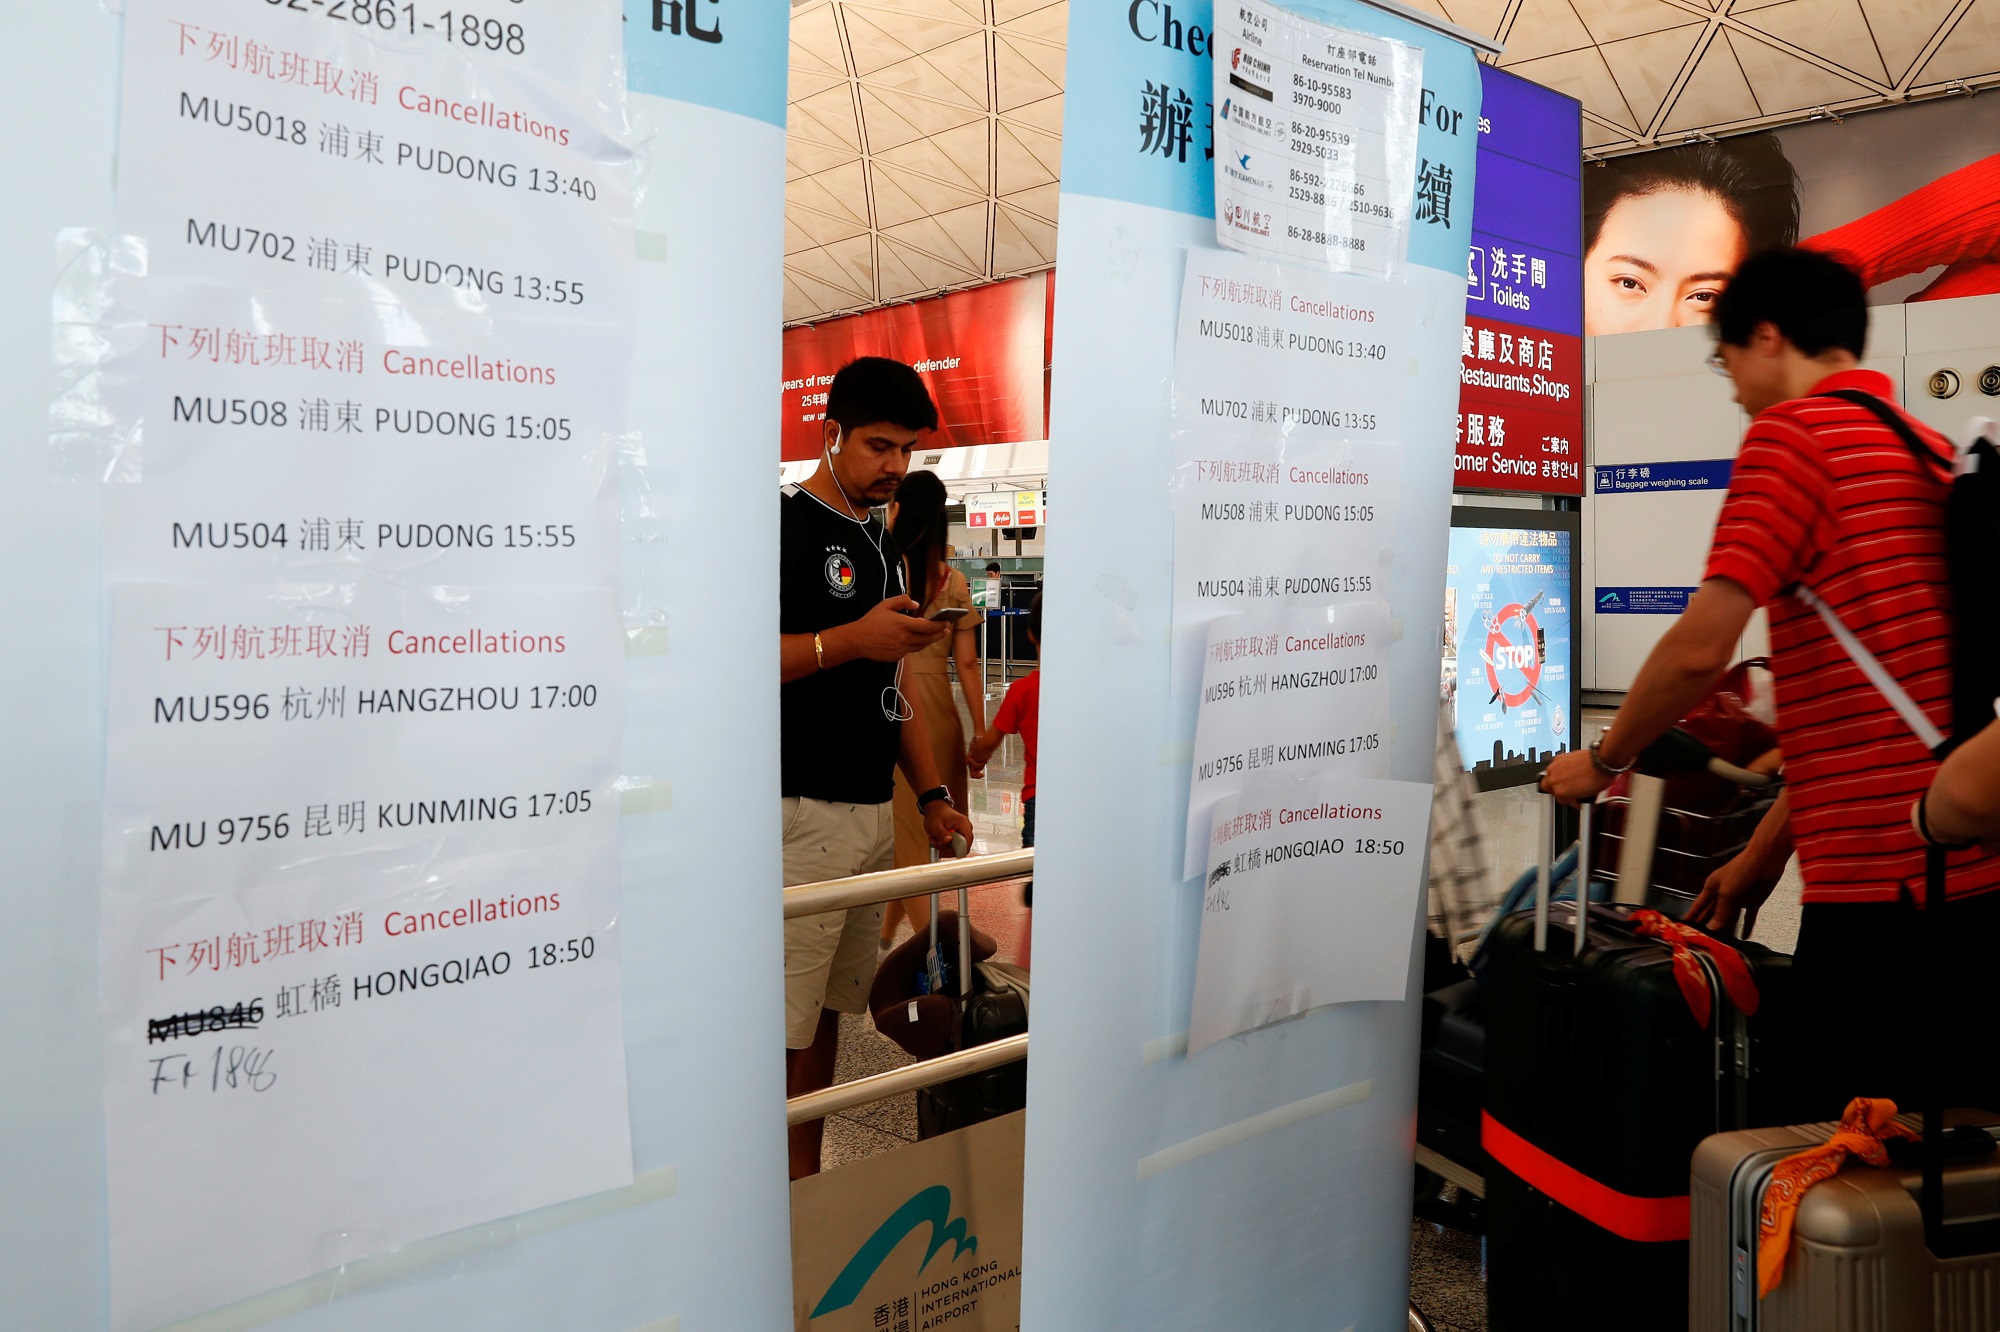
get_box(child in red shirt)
[969,593,1040,961]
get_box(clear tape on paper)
[616,431,673,638]
[50,228,148,483]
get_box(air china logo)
[810,1185,978,1317]
[1232,47,1243,68]
[824,552,857,598]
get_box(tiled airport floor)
[1410,1205,1487,1332]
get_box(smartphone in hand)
[928,607,972,623]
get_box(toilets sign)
[1454,65,1584,495]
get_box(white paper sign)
[1183,601,1391,879]
[1167,248,1404,693]
[1189,775,1433,1056]
[1213,0,1423,274]
[99,3,637,1326]
[101,583,633,1328]
[1172,246,1407,448]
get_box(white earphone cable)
[823,425,912,723]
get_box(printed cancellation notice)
[97,3,636,1327]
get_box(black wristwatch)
[916,785,953,811]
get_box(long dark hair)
[892,470,951,610]
[1585,133,1800,255]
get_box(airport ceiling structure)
[783,0,2000,323]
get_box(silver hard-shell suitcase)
[1690,1118,2000,1331]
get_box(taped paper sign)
[1183,601,1392,879]
[1189,774,1433,1055]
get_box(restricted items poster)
[1189,774,1433,1055]
[99,2,636,1326]
[1212,0,1423,275]
[1445,525,1573,778]
[1183,601,1391,878]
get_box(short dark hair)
[1712,247,1867,357]
[1584,133,1799,256]
[1025,591,1041,643]
[825,357,938,434]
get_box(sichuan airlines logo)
[810,1185,978,1316]
[825,552,857,598]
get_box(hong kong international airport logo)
[824,552,857,598]
[810,1185,978,1317]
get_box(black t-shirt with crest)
[779,484,906,804]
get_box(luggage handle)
[1532,792,1591,957]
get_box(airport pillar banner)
[1454,65,1583,495]
[1024,1,1480,1326]
[71,3,795,1328]
[780,272,1051,461]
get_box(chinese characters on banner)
[98,4,636,1326]
[1454,65,1584,494]
[1212,0,1423,274]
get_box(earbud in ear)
[830,425,843,455]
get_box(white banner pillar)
[1022,3,1486,1326]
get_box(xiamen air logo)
[810,1185,978,1317]
[825,552,857,599]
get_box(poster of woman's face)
[1581,94,2000,338]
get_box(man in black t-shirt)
[779,357,975,1179]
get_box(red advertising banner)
[1453,314,1584,495]
[780,272,1050,463]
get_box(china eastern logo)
[810,1185,978,1317]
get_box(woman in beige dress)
[881,470,986,945]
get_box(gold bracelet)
[813,632,825,671]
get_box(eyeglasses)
[1706,348,1730,377]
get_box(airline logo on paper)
[811,1185,979,1318]
[825,552,857,598]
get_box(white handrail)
[786,1033,1028,1125]
[782,847,1033,918]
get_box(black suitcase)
[867,878,1030,1141]
[916,985,1027,1138]
[1482,803,1800,1332]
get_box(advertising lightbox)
[1446,506,1580,788]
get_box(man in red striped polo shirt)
[1544,248,2000,1114]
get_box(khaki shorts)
[782,796,894,1049]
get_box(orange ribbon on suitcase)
[1630,909,1761,1029]
[1756,1097,1917,1297]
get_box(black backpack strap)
[1816,388,1953,480]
